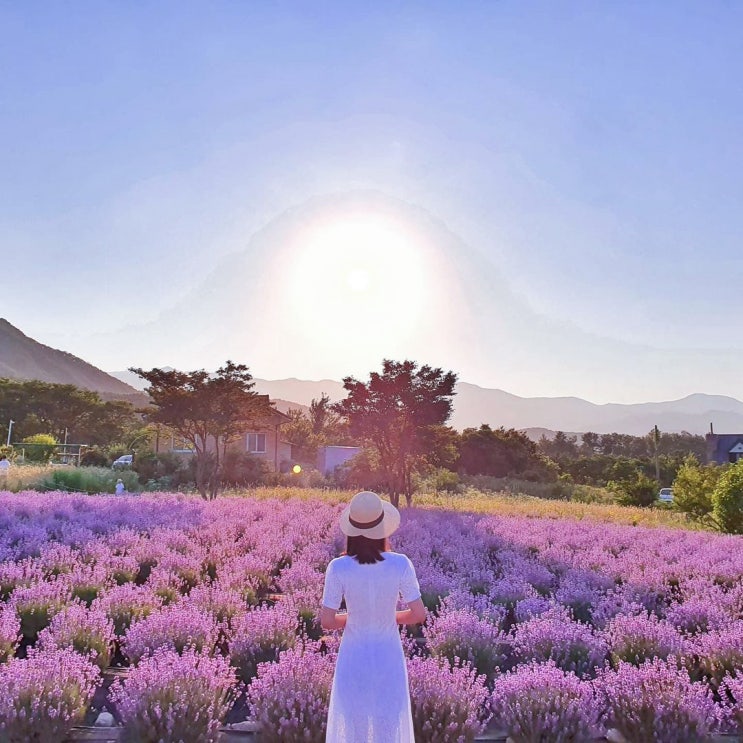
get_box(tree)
[608,472,657,508]
[334,359,457,507]
[460,425,542,478]
[712,460,743,534]
[130,361,272,499]
[672,456,721,522]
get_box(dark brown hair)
[346,535,388,564]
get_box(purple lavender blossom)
[0,647,100,742]
[407,654,491,743]
[110,646,236,743]
[604,612,687,667]
[596,657,720,742]
[0,607,21,662]
[491,660,602,743]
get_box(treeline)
[0,378,147,461]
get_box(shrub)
[512,608,607,677]
[19,434,58,463]
[10,581,71,642]
[692,623,743,690]
[41,466,138,495]
[110,647,236,743]
[605,613,686,667]
[228,605,297,682]
[424,607,508,679]
[596,657,718,743]
[712,460,743,534]
[123,604,219,664]
[672,456,720,521]
[94,584,163,636]
[407,654,491,742]
[0,608,21,662]
[491,661,602,743]
[608,472,657,508]
[0,647,100,742]
[37,603,114,670]
[720,673,743,733]
[247,646,334,743]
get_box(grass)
[228,486,705,531]
[0,463,54,492]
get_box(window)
[247,433,267,454]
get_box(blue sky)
[1,3,742,402]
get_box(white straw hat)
[339,491,400,539]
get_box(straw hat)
[339,491,400,539]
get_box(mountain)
[0,319,147,403]
[237,377,743,436]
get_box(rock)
[94,711,115,727]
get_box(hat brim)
[339,499,400,539]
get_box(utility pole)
[653,425,661,482]
[6,419,14,447]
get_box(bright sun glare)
[284,215,433,349]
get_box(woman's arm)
[396,598,427,626]
[320,605,348,631]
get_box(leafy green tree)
[672,456,721,522]
[131,361,272,499]
[460,425,542,478]
[712,460,743,534]
[537,431,579,461]
[608,472,658,508]
[20,433,58,462]
[335,359,457,507]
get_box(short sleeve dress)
[321,551,421,743]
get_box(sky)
[1,2,742,403]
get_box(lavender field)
[0,491,742,742]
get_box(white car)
[112,454,133,469]
[658,487,673,503]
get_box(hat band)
[348,511,385,530]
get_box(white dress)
[322,551,421,743]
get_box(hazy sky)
[2,3,742,403]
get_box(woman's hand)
[396,598,426,626]
[320,606,348,631]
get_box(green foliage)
[0,377,139,446]
[80,447,110,467]
[712,460,743,534]
[40,466,139,494]
[131,361,273,499]
[608,472,658,508]
[459,425,549,480]
[672,456,721,521]
[335,359,457,507]
[20,433,58,462]
[220,451,269,487]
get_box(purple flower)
[407,654,491,742]
[110,647,237,743]
[0,647,100,742]
[596,657,720,742]
[491,660,602,743]
[604,612,687,667]
[247,645,334,743]
[0,607,21,662]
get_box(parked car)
[112,454,133,469]
[658,487,673,503]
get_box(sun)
[282,213,434,351]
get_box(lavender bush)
[491,660,602,743]
[596,657,719,742]
[93,583,163,636]
[123,603,219,664]
[110,647,236,743]
[604,613,686,668]
[228,605,297,682]
[0,608,21,663]
[0,647,100,742]
[37,603,114,669]
[247,645,334,743]
[720,673,743,733]
[407,654,491,742]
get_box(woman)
[320,491,426,743]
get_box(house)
[155,396,293,471]
[317,445,362,475]
[706,433,743,465]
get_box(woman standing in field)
[320,491,426,743]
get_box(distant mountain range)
[0,319,147,405]
[3,318,742,435]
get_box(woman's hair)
[346,535,388,565]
